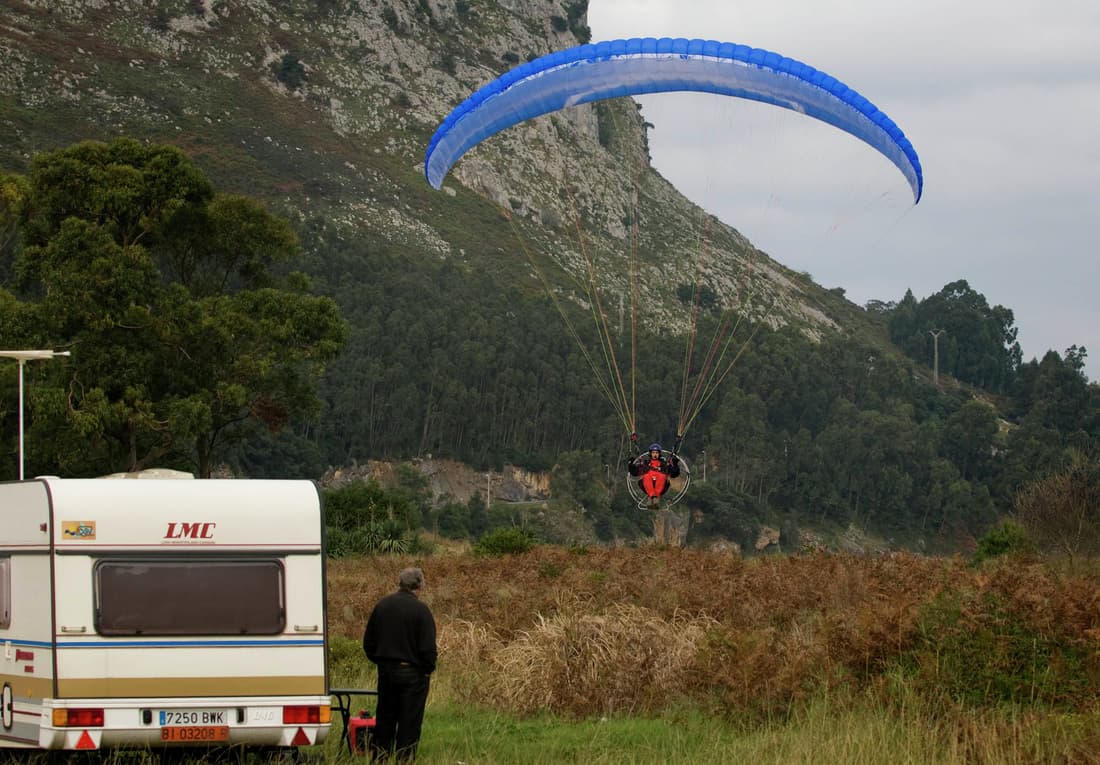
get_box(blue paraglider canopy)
[425,37,922,202]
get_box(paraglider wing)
[424,37,923,203]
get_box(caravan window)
[0,557,9,629]
[94,559,285,636]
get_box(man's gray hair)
[399,567,425,591]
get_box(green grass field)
[321,683,1100,764]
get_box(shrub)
[327,521,411,557]
[381,6,400,32]
[905,583,1095,709]
[1016,449,1100,559]
[328,635,369,684]
[324,481,421,557]
[595,102,615,148]
[676,283,719,311]
[272,53,306,90]
[364,518,412,554]
[537,559,564,578]
[432,500,470,539]
[439,52,457,75]
[564,0,591,43]
[473,527,536,557]
[326,526,364,557]
[150,8,171,32]
[973,518,1035,565]
[324,480,422,533]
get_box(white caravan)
[0,477,330,753]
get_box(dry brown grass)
[477,601,715,717]
[328,547,1100,720]
[436,617,503,666]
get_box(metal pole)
[1,350,71,480]
[16,359,24,481]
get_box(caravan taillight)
[52,708,105,727]
[282,705,330,725]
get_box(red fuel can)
[348,711,376,755]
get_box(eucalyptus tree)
[887,280,1021,392]
[2,138,347,477]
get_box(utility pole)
[928,329,946,388]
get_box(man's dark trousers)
[371,664,430,761]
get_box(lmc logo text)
[163,522,216,540]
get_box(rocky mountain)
[0,0,877,341]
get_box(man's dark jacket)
[363,590,437,674]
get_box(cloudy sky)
[587,0,1100,380]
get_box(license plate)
[160,725,229,743]
[159,709,228,726]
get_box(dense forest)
[250,197,1099,553]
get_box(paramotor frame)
[625,449,692,510]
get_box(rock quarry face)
[322,458,550,504]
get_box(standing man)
[363,567,437,762]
